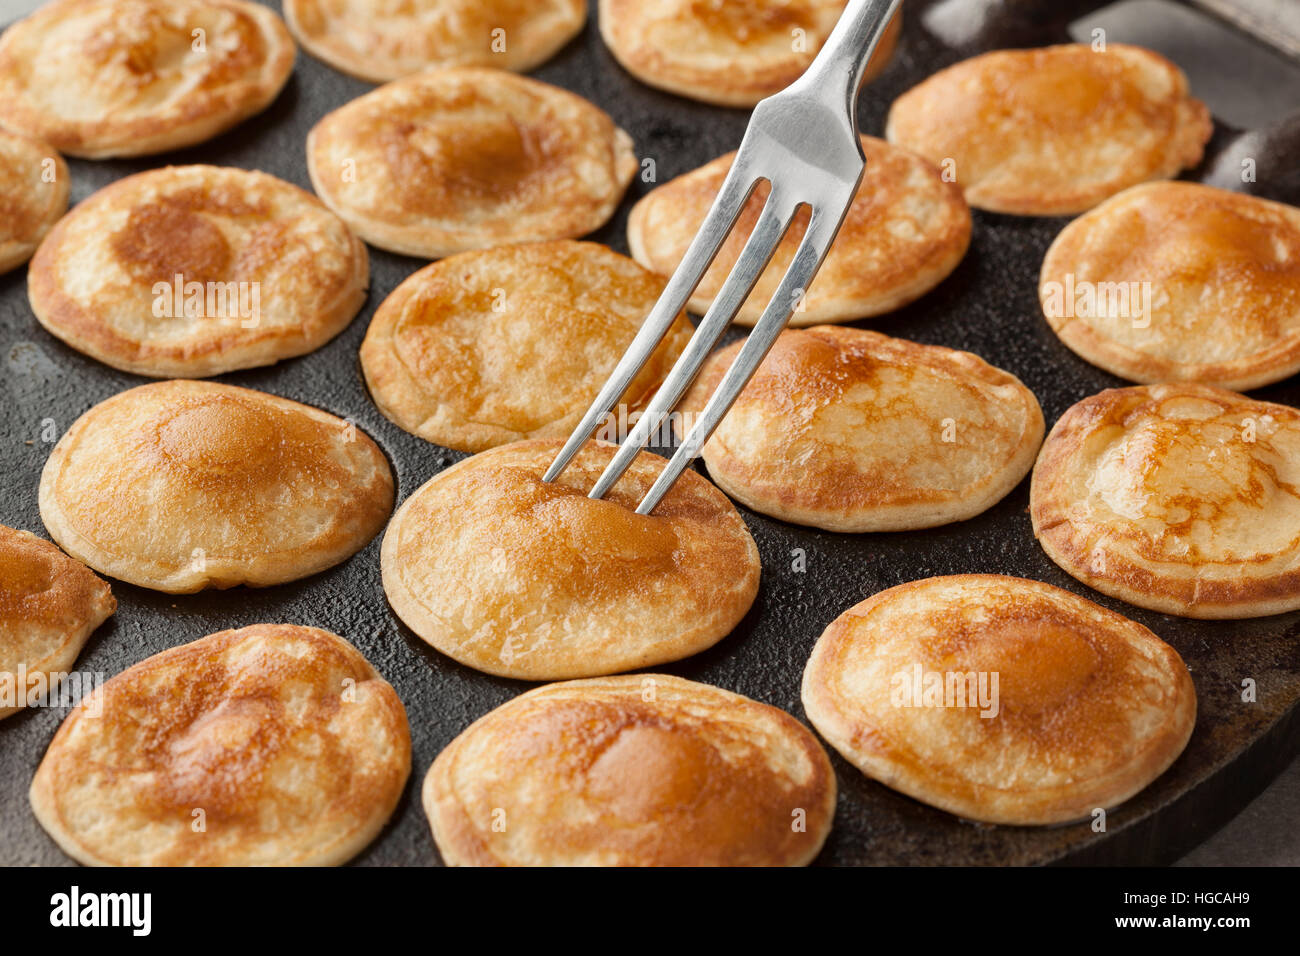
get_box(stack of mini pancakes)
[0,0,1296,867]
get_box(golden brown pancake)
[39,381,394,594]
[0,526,114,721]
[381,439,760,680]
[285,0,586,83]
[425,674,835,865]
[360,241,693,453]
[885,44,1211,216]
[802,574,1196,825]
[0,0,295,159]
[307,68,637,259]
[599,0,900,107]
[28,165,369,379]
[30,623,411,866]
[677,327,1044,531]
[627,136,970,325]
[1039,182,1300,390]
[1031,384,1300,619]
[0,128,67,275]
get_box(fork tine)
[541,158,762,484]
[585,186,798,501]
[636,209,841,515]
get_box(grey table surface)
[0,0,1295,868]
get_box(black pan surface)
[2,0,1299,866]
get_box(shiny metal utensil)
[544,0,902,513]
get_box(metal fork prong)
[541,161,761,484]
[586,190,796,501]
[636,210,841,515]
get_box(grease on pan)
[30,624,410,866]
[0,0,295,159]
[306,68,637,258]
[29,165,369,379]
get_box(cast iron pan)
[2,0,1299,866]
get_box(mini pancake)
[360,241,693,453]
[885,44,1211,216]
[599,0,901,108]
[285,0,586,83]
[0,0,295,159]
[802,574,1196,825]
[0,128,67,275]
[0,526,114,721]
[39,380,394,594]
[676,327,1044,531]
[307,68,637,259]
[425,674,835,865]
[29,165,369,379]
[1031,384,1300,619]
[30,623,410,866]
[627,136,969,326]
[1039,182,1300,391]
[381,439,760,680]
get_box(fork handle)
[798,0,903,116]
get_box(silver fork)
[544,0,902,513]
